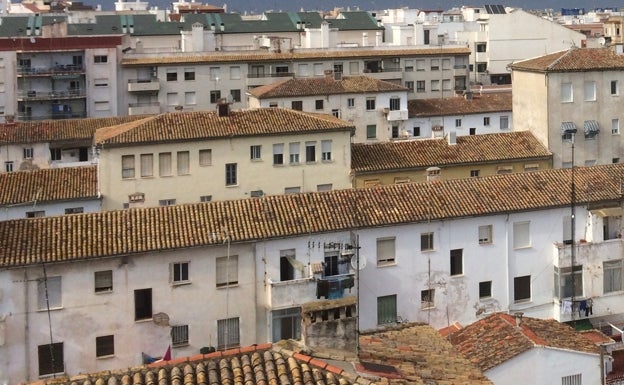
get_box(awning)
[584,120,600,135]
[561,121,577,134]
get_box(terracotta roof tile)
[248,76,407,98]
[2,163,623,268]
[407,92,511,117]
[0,166,98,205]
[94,108,353,146]
[0,115,149,144]
[121,47,471,66]
[449,313,600,371]
[359,324,492,384]
[508,47,624,72]
[351,131,551,172]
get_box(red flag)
[162,345,171,361]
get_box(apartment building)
[3,163,624,383]
[247,75,409,143]
[351,131,552,187]
[510,47,624,167]
[95,106,353,209]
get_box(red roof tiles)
[509,47,624,73]
[408,92,511,117]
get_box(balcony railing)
[17,65,85,76]
[128,78,160,92]
[267,273,355,308]
[16,111,87,121]
[247,72,294,78]
[128,102,160,115]
[18,90,86,100]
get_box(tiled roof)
[121,47,471,66]
[508,47,624,73]
[2,162,622,268]
[0,115,149,144]
[94,108,353,146]
[351,131,551,173]
[248,76,407,98]
[407,92,511,117]
[449,313,600,372]
[36,343,373,385]
[358,323,492,384]
[0,166,98,206]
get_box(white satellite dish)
[350,255,367,270]
[599,37,606,46]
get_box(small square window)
[216,255,238,287]
[315,100,324,110]
[159,199,176,206]
[94,55,108,63]
[64,207,84,215]
[421,232,434,251]
[470,170,480,177]
[200,195,212,202]
[366,125,377,139]
[366,98,376,111]
[250,145,261,160]
[376,237,396,266]
[23,147,34,159]
[166,71,177,81]
[455,119,462,128]
[172,325,189,347]
[199,149,212,166]
[421,289,434,309]
[96,335,114,357]
[210,90,221,104]
[483,117,490,126]
[377,294,397,324]
[291,101,303,111]
[479,281,492,299]
[184,69,195,81]
[478,225,492,244]
[5,161,14,172]
[347,98,355,108]
[95,270,113,293]
[172,262,189,284]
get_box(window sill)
[177,173,191,176]
[38,306,63,312]
[321,160,333,164]
[513,245,531,250]
[289,162,300,166]
[135,318,153,323]
[450,274,464,278]
[217,283,239,289]
[39,372,66,379]
[251,159,262,162]
[141,175,155,179]
[478,241,493,246]
[421,249,435,253]
[96,354,115,360]
[95,289,113,295]
[172,281,191,287]
[377,261,396,268]
[225,184,239,188]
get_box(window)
[561,82,573,102]
[122,155,135,179]
[421,232,434,251]
[172,262,189,284]
[94,270,113,293]
[38,276,61,310]
[50,148,61,161]
[177,151,189,175]
[305,142,316,162]
[225,163,237,186]
[476,63,487,73]
[455,119,462,128]
[140,154,153,177]
[216,255,238,287]
[272,307,301,342]
[317,184,332,192]
[134,288,152,321]
[184,68,195,81]
[285,187,301,194]
[94,101,110,111]
[404,59,414,71]
[209,67,221,80]
[96,335,114,357]
[321,140,332,161]
[513,275,531,302]
[366,125,377,139]
[280,249,296,281]
[26,210,45,218]
[376,237,396,266]
[23,147,33,159]
[479,281,492,299]
[291,101,303,111]
[405,81,414,92]
[483,117,490,126]
[94,55,108,63]
[210,90,221,103]
[500,116,509,130]
[377,295,397,324]
[476,43,486,52]
[200,195,212,202]
[614,158,620,164]
[431,80,440,91]
[159,199,176,206]
[199,149,212,166]
[416,59,425,71]
[555,265,583,299]
[331,109,340,118]
[230,66,241,80]
[230,89,241,102]
[333,63,343,73]
[166,92,178,106]
[613,119,620,135]
[470,170,480,177]
[64,207,83,214]
[389,97,400,111]
[584,81,596,101]
[250,145,261,160]
[450,249,463,276]
[421,289,434,309]
[416,80,425,93]
[315,99,324,110]
[217,317,240,350]
[289,142,300,164]
[38,342,64,376]
[611,80,619,96]
[366,98,376,111]
[442,79,451,91]
[159,152,172,176]
[431,59,439,70]
[273,144,284,165]
[171,325,189,347]
[513,221,530,248]
[166,70,177,81]
[349,61,359,74]
[604,260,623,293]
[479,225,492,244]
[561,374,582,385]
[185,92,196,105]
[414,126,421,136]
[347,98,355,108]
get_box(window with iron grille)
[171,325,189,347]
[479,281,492,298]
[217,317,240,350]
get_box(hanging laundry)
[562,300,572,314]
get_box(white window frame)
[561,82,573,103]
[321,140,332,161]
[604,260,623,294]
[38,276,62,310]
[613,118,620,135]
[584,81,596,101]
[171,325,189,347]
[250,145,261,161]
[216,255,238,287]
[171,262,190,285]
[376,237,396,266]
[421,232,434,251]
[94,270,113,293]
[289,142,300,164]
[513,221,530,249]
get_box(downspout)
[23,268,29,382]
[505,214,511,313]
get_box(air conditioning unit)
[381,107,390,114]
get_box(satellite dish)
[599,37,606,46]
[350,255,367,270]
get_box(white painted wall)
[0,199,100,221]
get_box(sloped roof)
[449,313,600,371]
[508,47,624,73]
[359,323,492,384]
[248,76,407,98]
[37,343,372,385]
[0,166,98,206]
[1,163,623,268]
[351,131,551,173]
[94,108,353,146]
[408,92,511,118]
[0,115,149,144]
[323,12,384,31]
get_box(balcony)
[387,109,408,121]
[128,102,160,115]
[363,67,403,80]
[267,274,355,309]
[17,64,85,77]
[128,78,160,92]
[17,89,86,101]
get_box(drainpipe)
[23,268,30,382]
[505,214,511,313]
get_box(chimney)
[464,91,473,100]
[514,312,524,327]
[426,166,441,182]
[217,98,230,117]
